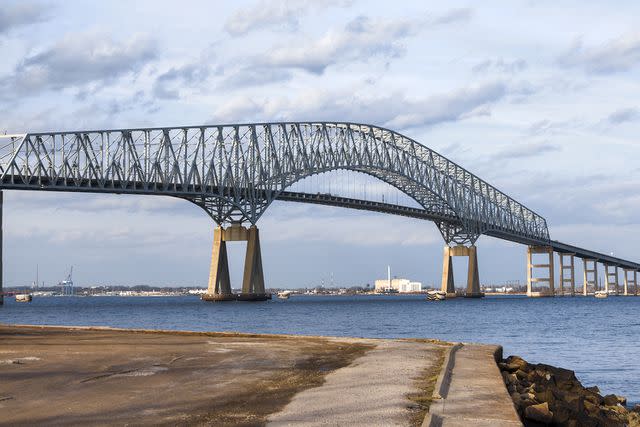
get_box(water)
[2,294,639,404]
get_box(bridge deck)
[277,192,640,270]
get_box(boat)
[426,290,446,301]
[277,291,291,300]
[15,294,33,303]
[594,290,608,299]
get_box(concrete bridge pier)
[237,225,268,301]
[202,226,234,301]
[604,264,619,295]
[526,246,555,297]
[440,245,483,298]
[558,253,576,296]
[623,269,637,296]
[202,224,269,302]
[582,258,598,296]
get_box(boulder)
[583,391,604,405]
[585,385,600,394]
[515,369,528,381]
[551,405,572,424]
[583,399,600,415]
[504,355,528,372]
[534,388,555,405]
[603,394,620,406]
[525,401,554,424]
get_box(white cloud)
[0,1,50,35]
[472,58,527,74]
[224,0,352,36]
[606,107,638,125]
[260,15,423,74]
[211,82,508,130]
[492,141,561,160]
[558,33,640,74]
[2,31,157,96]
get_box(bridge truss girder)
[0,123,550,245]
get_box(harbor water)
[1,294,638,404]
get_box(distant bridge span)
[0,123,637,302]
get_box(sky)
[1,0,639,289]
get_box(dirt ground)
[0,325,372,426]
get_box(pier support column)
[465,246,481,298]
[239,225,267,300]
[440,246,456,297]
[623,269,636,296]
[440,245,483,298]
[202,223,269,302]
[202,226,234,301]
[558,253,575,296]
[604,265,619,296]
[582,259,597,296]
[526,246,555,297]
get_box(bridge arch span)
[0,122,549,244]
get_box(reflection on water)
[2,294,639,404]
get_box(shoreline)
[1,323,637,426]
[0,324,448,426]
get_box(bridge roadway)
[0,174,631,269]
[277,191,640,270]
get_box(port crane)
[58,266,74,296]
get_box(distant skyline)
[1,0,639,288]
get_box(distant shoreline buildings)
[374,266,422,293]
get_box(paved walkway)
[424,344,522,427]
[268,340,442,426]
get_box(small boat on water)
[426,290,446,301]
[277,291,291,300]
[594,290,608,299]
[15,294,33,303]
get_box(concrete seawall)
[0,324,521,426]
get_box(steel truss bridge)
[0,122,638,301]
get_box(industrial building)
[374,278,422,293]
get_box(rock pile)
[499,355,639,426]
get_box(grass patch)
[407,345,449,426]
[182,342,374,426]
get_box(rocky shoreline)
[500,355,640,426]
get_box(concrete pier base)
[604,264,619,295]
[558,252,576,296]
[440,245,483,298]
[583,258,598,296]
[623,269,637,296]
[202,224,269,302]
[527,246,555,297]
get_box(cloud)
[210,81,508,130]
[0,1,51,35]
[433,7,473,25]
[386,83,506,128]
[606,107,638,125]
[558,33,640,74]
[492,141,561,160]
[224,0,352,36]
[258,15,425,74]
[153,63,212,100]
[218,66,292,89]
[472,58,527,74]
[526,118,580,136]
[1,31,157,96]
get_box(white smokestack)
[388,265,391,287]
